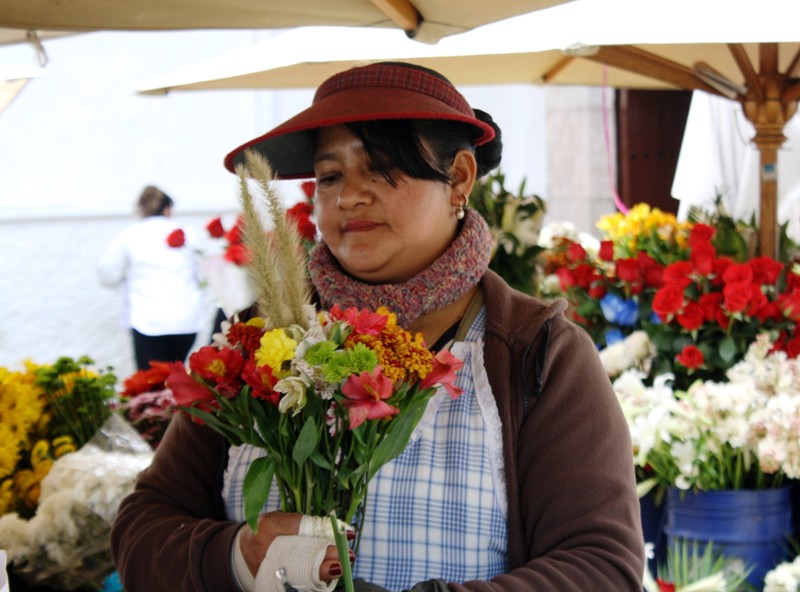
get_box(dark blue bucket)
[664,487,793,587]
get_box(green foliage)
[469,170,546,295]
[35,356,116,447]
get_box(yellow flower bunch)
[597,203,693,264]
[0,363,76,516]
[0,356,115,517]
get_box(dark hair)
[137,186,174,217]
[344,112,502,187]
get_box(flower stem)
[329,511,354,592]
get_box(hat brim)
[223,86,495,179]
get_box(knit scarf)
[308,209,493,327]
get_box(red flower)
[122,361,172,396]
[242,360,279,405]
[616,258,643,286]
[652,285,685,321]
[676,344,704,369]
[779,292,800,322]
[188,346,245,388]
[166,228,186,248]
[656,578,676,592]
[341,367,398,429]
[300,181,316,199]
[723,283,752,314]
[206,216,226,238]
[745,284,768,316]
[227,322,266,354]
[677,301,705,331]
[698,292,724,322]
[420,349,464,400]
[598,240,615,262]
[723,262,754,286]
[663,261,693,287]
[224,243,250,266]
[329,305,388,336]
[690,243,716,277]
[286,203,317,243]
[572,263,596,290]
[567,242,587,263]
[688,223,715,247]
[749,256,784,285]
[555,267,576,290]
[166,362,217,408]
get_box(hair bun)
[473,109,502,177]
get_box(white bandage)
[254,535,337,592]
[299,515,354,540]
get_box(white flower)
[276,376,310,415]
[764,555,800,592]
[601,331,655,377]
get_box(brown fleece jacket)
[111,270,644,591]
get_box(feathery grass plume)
[235,150,310,329]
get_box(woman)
[98,185,207,370]
[111,62,644,591]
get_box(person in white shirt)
[98,185,207,370]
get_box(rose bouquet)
[645,223,800,390]
[167,152,464,591]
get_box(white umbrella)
[136,0,800,257]
[0,62,43,114]
[0,0,569,44]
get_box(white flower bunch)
[612,334,800,491]
[764,555,800,592]
[537,221,600,255]
[0,415,153,590]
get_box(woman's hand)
[238,511,350,581]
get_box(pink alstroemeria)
[420,349,464,400]
[166,362,216,407]
[341,367,398,429]
[329,304,388,336]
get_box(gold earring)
[455,194,467,220]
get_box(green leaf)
[368,403,427,481]
[719,337,738,363]
[243,456,275,532]
[293,416,319,465]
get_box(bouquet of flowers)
[645,223,800,390]
[613,333,800,495]
[115,361,176,448]
[469,170,545,295]
[167,152,464,591]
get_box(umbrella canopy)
[0,0,569,44]
[0,62,43,114]
[137,0,800,258]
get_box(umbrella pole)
[751,137,780,259]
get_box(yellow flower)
[255,329,298,377]
[0,423,19,479]
[0,478,14,515]
[52,435,76,458]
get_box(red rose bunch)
[644,223,800,389]
[540,234,666,349]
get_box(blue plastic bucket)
[664,487,793,587]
